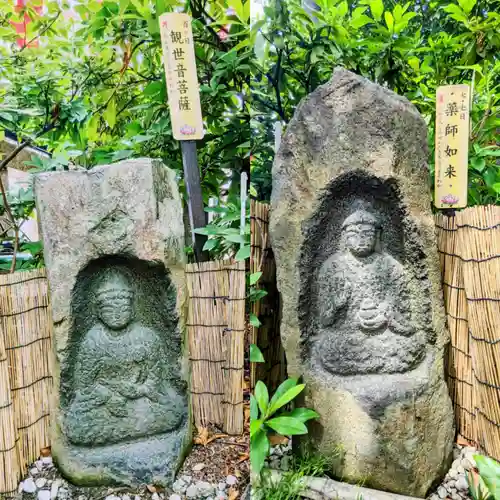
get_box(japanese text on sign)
[434,84,470,209]
[159,13,204,141]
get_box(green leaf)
[474,455,500,499]
[235,244,250,261]
[112,150,134,161]
[223,234,247,244]
[250,313,262,328]
[155,0,168,16]
[337,1,348,17]
[250,429,269,474]
[408,56,420,72]
[310,45,324,64]
[265,416,308,436]
[250,343,265,363]
[268,378,298,414]
[369,0,384,21]
[202,239,218,251]
[250,288,268,302]
[470,157,486,172]
[492,183,500,195]
[351,13,373,28]
[104,98,117,129]
[250,418,263,437]
[129,0,148,16]
[285,407,320,423]
[250,271,262,285]
[268,384,306,415]
[478,148,500,157]
[119,0,130,13]
[443,4,468,23]
[144,81,163,96]
[254,380,269,416]
[384,11,394,32]
[457,0,477,14]
[250,394,259,421]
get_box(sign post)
[434,84,470,209]
[160,12,208,261]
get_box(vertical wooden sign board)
[435,85,470,209]
[160,13,208,260]
[159,12,204,140]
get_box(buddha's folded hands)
[116,380,148,400]
[107,394,129,417]
[73,383,113,407]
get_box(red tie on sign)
[10,0,43,49]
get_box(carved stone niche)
[34,158,189,486]
[59,257,188,483]
[302,174,431,392]
[270,68,454,497]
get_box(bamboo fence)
[436,205,500,459]
[185,259,246,435]
[250,200,285,392]
[0,268,53,497]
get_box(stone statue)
[35,159,189,486]
[270,69,454,496]
[313,206,426,375]
[65,268,186,446]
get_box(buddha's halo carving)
[299,171,432,376]
[61,255,187,448]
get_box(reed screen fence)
[185,259,246,436]
[0,269,53,497]
[250,200,285,392]
[436,205,500,459]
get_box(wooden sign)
[434,84,470,209]
[159,13,204,141]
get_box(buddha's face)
[344,223,377,257]
[96,289,134,330]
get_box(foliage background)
[250,0,500,205]
[0,0,250,269]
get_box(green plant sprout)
[468,454,500,500]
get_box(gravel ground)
[264,440,477,499]
[14,439,476,500]
[14,425,249,500]
[15,458,243,500]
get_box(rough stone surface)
[34,158,190,487]
[270,68,454,497]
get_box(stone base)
[53,426,189,487]
[310,352,433,420]
[299,358,454,497]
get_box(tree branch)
[19,12,62,52]
[0,123,56,172]
[471,97,493,142]
[252,94,283,119]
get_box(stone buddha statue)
[65,268,186,446]
[313,206,425,375]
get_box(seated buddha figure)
[313,207,425,376]
[65,268,186,447]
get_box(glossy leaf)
[265,416,308,435]
[250,343,265,363]
[254,380,269,416]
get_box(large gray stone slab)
[34,158,190,487]
[270,68,454,497]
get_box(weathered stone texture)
[34,158,190,487]
[270,68,454,497]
